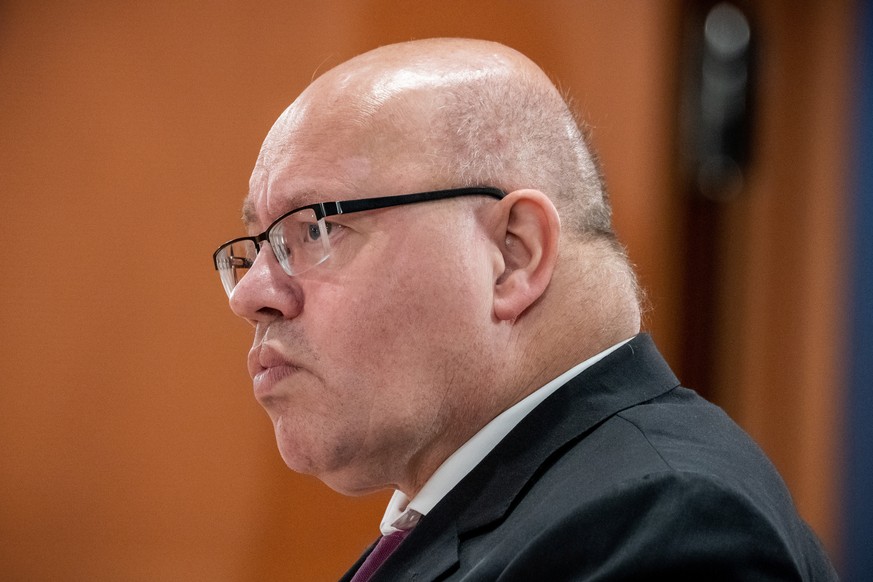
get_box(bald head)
[259,40,611,234]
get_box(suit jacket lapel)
[365,334,679,581]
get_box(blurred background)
[1,0,870,580]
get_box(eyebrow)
[241,197,257,229]
[240,188,322,232]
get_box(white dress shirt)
[379,338,631,535]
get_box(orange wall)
[0,1,845,579]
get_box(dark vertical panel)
[845,0,873,578]
[671,1,850,553]
[676,0,757,402]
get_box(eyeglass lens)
[216,208,331,297]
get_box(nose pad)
[228,243,304,322]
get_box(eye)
[307,222,322,241]
[306,221,339,241]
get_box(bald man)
[213,39,837,581]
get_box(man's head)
[219,38,641,497]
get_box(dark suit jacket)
[341,334,837,581]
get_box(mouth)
[248,343,303,401]
[252,364,302,400]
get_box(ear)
[492,189,560,321]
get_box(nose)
[228,243,304,325]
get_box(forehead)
[241,149,378,232]
[241,104,441,231]
[240,93,376,227]
[238,49,474,231]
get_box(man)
[213,38,837,580]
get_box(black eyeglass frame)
[212,186,506,272]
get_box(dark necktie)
[349,528,412,582]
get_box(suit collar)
[456,333,678,533]
[358,334,679,581]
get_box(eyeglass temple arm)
[318,187,505,217]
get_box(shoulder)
[456,387,838,580]
[485,470,837,581]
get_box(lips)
[248,343,302,400]
[253,364,301,399]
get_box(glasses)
[213,186,506,297]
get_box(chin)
[274,436,389,496]
[272,428,339,482]
[275,435,316,474]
